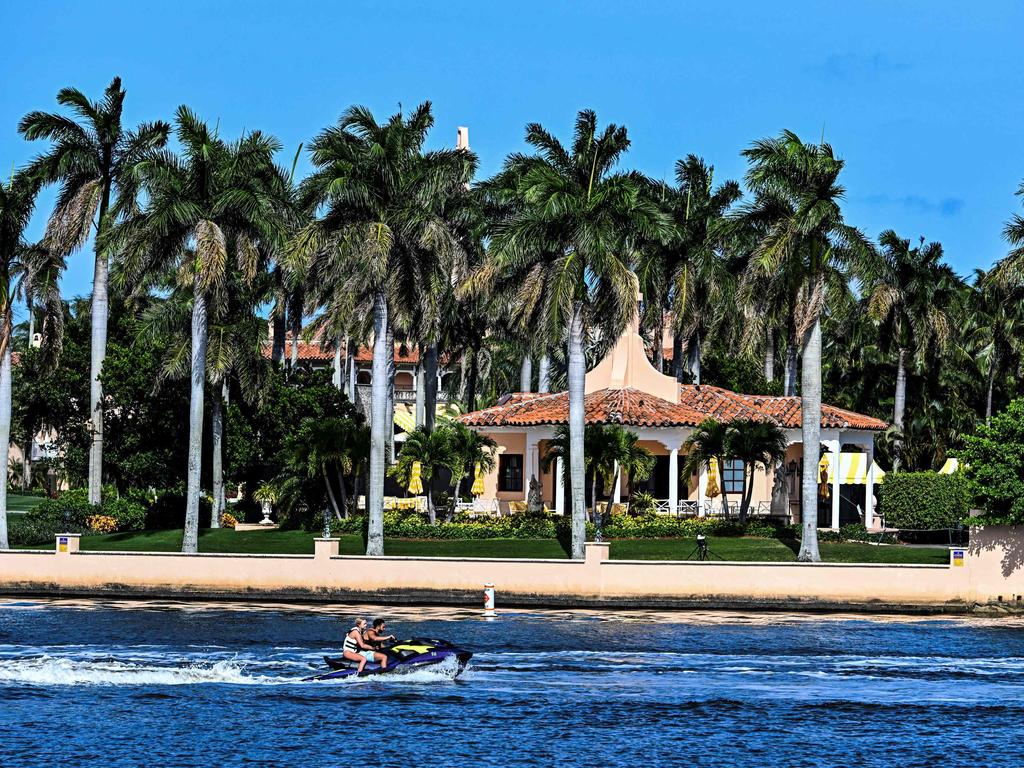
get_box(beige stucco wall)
[480,431,526,502]
[2,528,1023,610]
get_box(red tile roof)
[460,384,887,432]
[461,389,709,428]
[260,340,419,364]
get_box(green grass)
[5,494,44,514]
[71,528,949,565]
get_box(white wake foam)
[0,655,292,686]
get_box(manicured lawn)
[6,494,44,514]
[71,529,950,565]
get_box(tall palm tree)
[478,110,671,559]
[738,131,870,561]
[292,102,475,555]
[0,170,52,548]
[668,156,742,384]
[111,107,281,553]
[727,419,788,523]
[965,268,1024,423]
[19,77,169,506]
[867,231,955,470]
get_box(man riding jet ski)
[304,617,472,681]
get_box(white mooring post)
[483,583,496,618]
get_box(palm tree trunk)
[590,472,598,524]
[893,347,907,472]
[288,289,303,370]
[26,294,34,342]
[0,342,11,549]
[210,382,224,529]
[386,324,396,465]
[537,350,551,394]
[337,468,349,518]
[182,283,208,554]
[567,302,587,559]
[653,309,665,371]
[366,290,389,556]
[520,354,533,392]
[672,332,684,382]
[322,464,341,521]
[784,322,798,396]
[687,332,701,385]
[797,314,822,562]
[764,330,775,383]
[466,343,480,412]
[346,337,357,401]
[424,341,439,431]
[414,360,425,428]
[333,333,344,390]
[271,267,286,365]
[427,486,435,525]
[739,464,754,524]
[87,184,112,507]
[986,356,997,424]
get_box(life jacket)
[342,627,361,654]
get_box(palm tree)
[998,179,1024,281]
[389,425,454,524]
[668,156,742,384]
[591,426,655,538]
[965,269,1024,422]
[19,77,169,506]
[738,131,870,562]
[683,419,733,517]
[446,421,497,510]
[111,107,281,553]
[284,415,366,523]
[0,171,47,548]
[727,419,788,523]
[479,110,671,559]
[867,231,955,470]
[292,102,474,555]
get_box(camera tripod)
[686,534,724,561]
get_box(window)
[498,454,524,492]
[723,459,744,494]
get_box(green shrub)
[8,515,87,546]
[960,398,1024,523]
[103,497,147,531]
[878,471,970,529]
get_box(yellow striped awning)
[822,452,887,485]
[393,402,462,433]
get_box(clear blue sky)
[3,0,1023,313]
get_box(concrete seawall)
[3,527,1024,613]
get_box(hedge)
[877,471,969,529]
[322,511,798,541]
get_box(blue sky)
[2,0,1023,314]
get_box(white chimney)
[457,126,469,151]
[30,333,42,349]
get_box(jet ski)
[305,638,472,681]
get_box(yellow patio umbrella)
[407,460,424,495]
[706,457,720,499]
[818,454,831,500]
[471,462,485,496]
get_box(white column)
[555,458,565,515]
[865,440,876,529]
[697,464,707,517]
[668,447,679,516]
[612,461,621,505]
[829,439,841,530]
[525,439,539,501]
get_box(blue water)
[1,600,1022,767]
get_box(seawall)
[2,527,1024,613]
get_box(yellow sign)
[952,549,964,567]
[58,537,68,553]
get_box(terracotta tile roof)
[460,383,888,432]
[677,385,888,431]
[460,388,709,428]
[260,341,419,364]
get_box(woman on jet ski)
[341,618,388,674]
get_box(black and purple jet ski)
[305,638,472,681]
